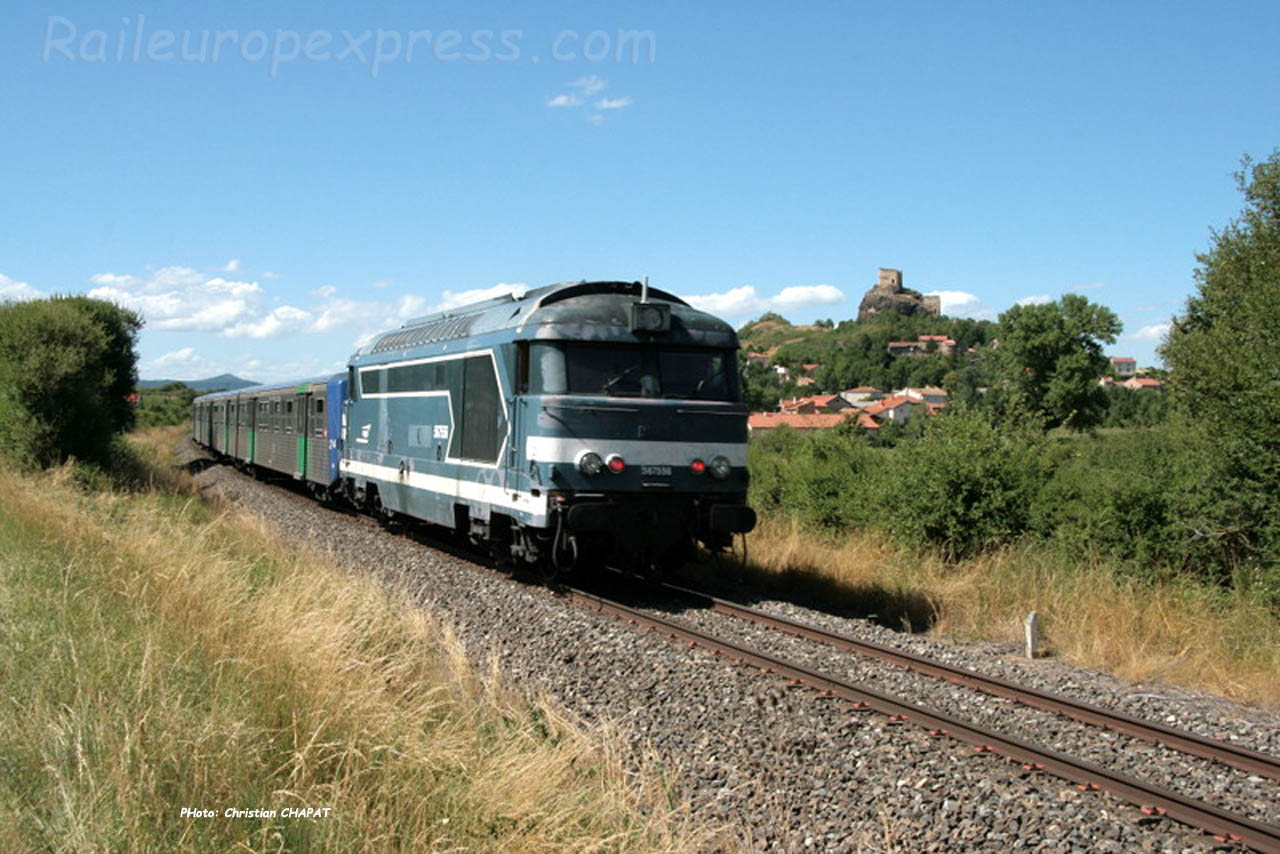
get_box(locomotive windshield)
[530,343,739,401]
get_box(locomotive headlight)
[709,455,732,479]
[606,454,626,474]
[577,451,604,476]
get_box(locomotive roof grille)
[358,280,728,360]
[370,314,477,353]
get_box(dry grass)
[731,516,1280,708]
[0,432,708,853]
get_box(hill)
[138,373,257,392]
[737,310,998,409]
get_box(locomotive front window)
[530,343,737,401]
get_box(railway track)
[659,580,1280,783]
[566,583,1280,853]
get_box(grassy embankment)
[0,428,703,853]
[731,516,1280,707]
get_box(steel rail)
[568,587,1280,854]
[658,581,1280,784]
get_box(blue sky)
[3,0,1278,381]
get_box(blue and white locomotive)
[194,280,756,576]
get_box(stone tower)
[857,267,941,320]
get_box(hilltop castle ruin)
[856,268,941,321]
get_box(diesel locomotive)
[193,280,756,577]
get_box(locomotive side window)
[360,368,385,396]
[458,355,506,463]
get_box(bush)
[1032,427,1189,574]
[749,427,887,532]
[884,410,1050,559]
[0,296,142,466]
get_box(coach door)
[292,390,306,479]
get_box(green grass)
[0,433,704,853]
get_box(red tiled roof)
[748,412,851,430]
[856,412,880,429]
[863,395,919,416]
[846,385,882,393]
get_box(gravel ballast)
[185,446,1277,852]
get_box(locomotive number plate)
[640,465,672,477]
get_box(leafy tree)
[1161,151,1280,589]
[991,294,1121,430]
[0,296,143,465]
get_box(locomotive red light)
[690,459,707,475]
[606,454,626,474]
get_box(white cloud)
[772,284,844,309]
[220,258,242,273]
[152,346,198,367]
[311,284,338,299]
[369,279,391,289]
[924,290,997,320]
[262,271,282,279]
[0,273,42,301]
[567,75,606,96]
[550,77,631,124]
[1015,294,1053,306]
[431,282,528,313]
[140,346,218,380]
[223,305,313,339]
[684,284,845,319]
[87,265,262,332]
[1130,322,1172,342]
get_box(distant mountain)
[138,374,258,392]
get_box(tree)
[991,294,1121,430]
[1161,151,1280,587]
[0,296,143,465]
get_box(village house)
[1122,376,1164,391]
[917,335,957,357]
[1110,357,1137,378]
[896,386,949,406]
[886,340,925,357]
[779,394,853,414]
[861,394,924,424]
[839,386,885,407]
[886,334,958,358]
